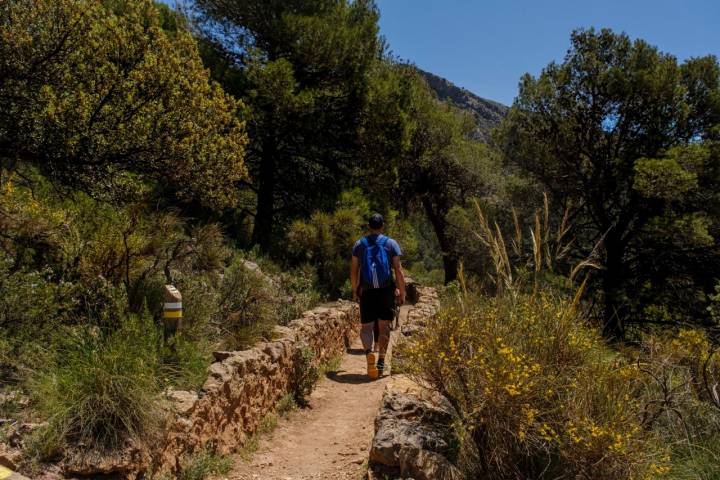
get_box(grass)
[29,314,164,453]
[276,393,298,417]
[396,197,720,479]
[258,412,278,434]
[178,447,233,480]
[291,346,319,407]
[237,413,277,462]
[318,354,343,377]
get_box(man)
[351,213,406,378]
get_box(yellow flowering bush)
[634,330,720,479]
[400,290,668,479]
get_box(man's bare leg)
[360,322,378,378]
[376,319,392,375]
[373,320,380,352]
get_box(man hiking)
[350,213,406,379]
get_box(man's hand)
[395,288,406,305]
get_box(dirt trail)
[228,306,410,480]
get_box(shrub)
[287,207,363,298]
[274,265,322,324]
[217,255,279,349]
[0,258,76,384]
[276,393,298,417]
[178,447,233,480]
[287,189,426,298]
[29,313,164,452]
[160,336,215,391]
[636,330,720,478]
[291,346,319,407]
[401,290,665,479]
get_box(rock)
[369,392,458,480]
[166,390,198,416]
[367,285,451,480]
[212,350,236,361]
[400,323,422,337]
[398,447,462,480]
[61,445,150,477]
[24,285,437,479]
[0,443,22,470]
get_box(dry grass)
[397,195,720,478]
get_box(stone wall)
[155,301,360,475]
[26,284,439,479]
[60,300,360,478]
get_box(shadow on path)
[326,370,375,384]
[345,347,366,355]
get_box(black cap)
[368,213,384,229]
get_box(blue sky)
[376,0,720,105]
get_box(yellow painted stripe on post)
[163,310,182,318]
[0,466,13,479]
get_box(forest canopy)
[1,1,720,477]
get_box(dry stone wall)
[59,300,360,479]
[153,301,360,476]
[18,283,438,479]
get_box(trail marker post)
[163,285,182,340]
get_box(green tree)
[194,0,382,248]
[360,65,500,283]
[0,0,248,210]
[497,28,720,337]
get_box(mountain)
[418,69,508,143]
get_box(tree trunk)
[421,197,458,284]
[602,237,625,339]
[251,142,276,250]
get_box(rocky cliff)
[419,69,508,143]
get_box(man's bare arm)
[350,256,360,301]
[392,256,406,304]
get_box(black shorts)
[360,285,395,324]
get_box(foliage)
[178,447,233,480]
[402,195,720,479]
[497,28,720,336]
[0,0,248,210]
[287,190,368,297]
[276,393,299,417]
[195,0,382,247]
[291,346,320,407]
[160,335,215,392]
[274,265,323,324]
[0,257,74,383]
[634,329,720,479]
[287,188,423,296]
[360,63,503,283]
[21,424,64,468]
[29,313,165,452]
[217,255,280,349]
[401,289,666,479]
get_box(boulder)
[60,445,150,478]
[0,443,22,470]
[369,392,461,480]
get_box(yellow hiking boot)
[366,352,379,379]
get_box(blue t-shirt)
[352,234,402,288]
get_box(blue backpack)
[360,235,392,288]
